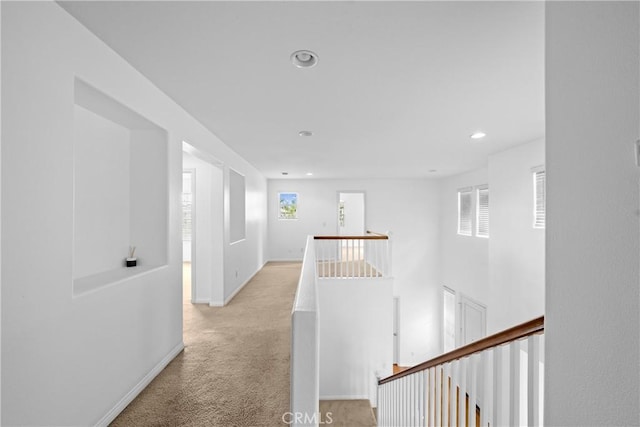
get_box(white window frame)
[476,185,489,238]
[532,166,545,229]
[457,187,473,236]
[278,192,299,220]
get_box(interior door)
[337,192,365,262]
[338,192,365,235]
[458,295,487,346]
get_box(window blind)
[458,188,473,236]
[476,186,489,237]
[533,169,545,229]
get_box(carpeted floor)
[110,261,301,427]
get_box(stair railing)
[314,234,391,278]
[377,316,544,426]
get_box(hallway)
[110,262,301,426]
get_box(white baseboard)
[268,258,303,262]
[95,342,184,427]
[319,394,370,401]
[209,261,268,307]
[193,298,209,304]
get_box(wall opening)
[182,169,195,303]
[182,143,224,306]
[72,78,168,297]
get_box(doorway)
[338,191,365,236]
[337,191,366,263]
[458,294,487,347]
[182,169,195,303]
[182,143,224,306]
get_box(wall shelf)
[73,265,168,297]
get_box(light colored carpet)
[319,400,377,426]
[110,261,301,427]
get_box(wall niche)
[73,78,168,296]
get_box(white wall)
[438,139,545,343]
[545,3,639,425]
[268,178,441,365]
[488,139,545,334]
[438,167,490,336]
[318,278,393,404]
[225,165,267,301]
[291,236,319,427]
[1,3,267,425]
[73,105,131,278]
[1,3,4,420]
[183,152,224,305]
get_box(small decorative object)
[126,246,137,267]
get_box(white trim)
[193,298,210,304]
[95,342,184,427]
[210,261,268,307]
[319,395,370,400]
[278,191,299,220]
[530,164,545,173]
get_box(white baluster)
[493,345,506,427]
[469,354,478,427]
[434,367,441,427]
[509,341,520,427]
[450,359,459,427]
[458,358,467,427]
[527,335,540,427]
[420,370,426,426]
[411,374,416,426]
[481,348,494,427]
[427,368,433,427]
[445,362,453,427]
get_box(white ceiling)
[60,1,544,179]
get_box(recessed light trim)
[470,132,487,140]
[291,50,318,68]
[298,130,313,137]
[281,172,289,176]
[306,172,313,176]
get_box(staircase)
[377,316,544,426]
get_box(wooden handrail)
[366,230,388,236]
[379,315,544,385]
[314,235,388,240]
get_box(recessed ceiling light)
[291,50,318,68]
[306,172,313,176]
[282,172,289,176]
[298,130,313,137]
[428,169,437,173]
[470,132,487,140]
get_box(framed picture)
[278,192,298,220]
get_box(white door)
[338,192,365,235]
[458,295,487,346]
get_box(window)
[279,192,298,220]
[533,166,545,229]
[476,186,489,238]
[182,170,193,241]
[457,188,473,236]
